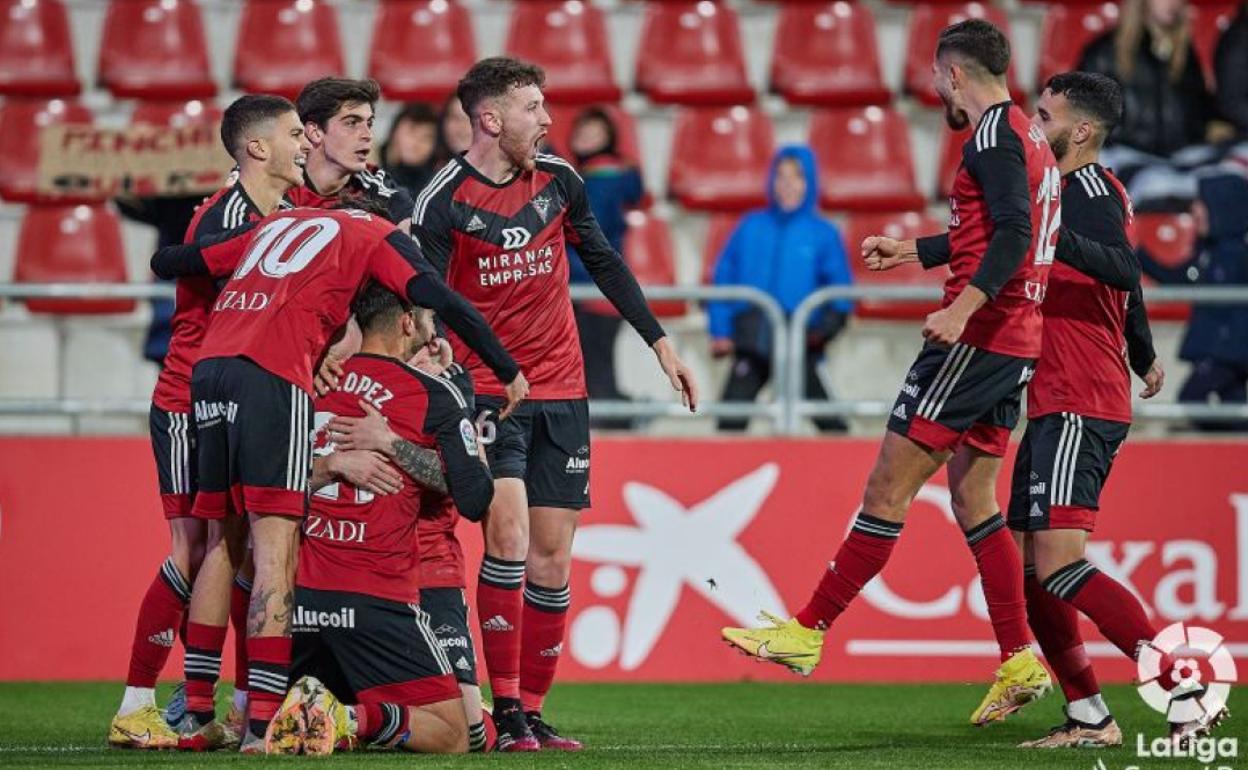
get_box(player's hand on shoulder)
[921,308,965,348]
[654,337,699,413]
[501,371,530,420]
[409,337,453,376]
[1140,359,1165,399]
[330,449,403,496]
[327,400,398,453]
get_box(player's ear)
[304,121,324,147]
[478,103,503,138]
[246,136,268,163]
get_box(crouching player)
[266,284,494,755]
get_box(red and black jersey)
[286,165,414,227]
[1029,164,1144,422]
[151,183,263,412]
[412,153,664,400]
[300,355,489,604]
[930,102,1061,359]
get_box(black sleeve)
[410,181,454,277]
[1124,284,1157,377]
[1055,184,1139,291]
[917,233,952,269]
[426,381,493,522]
[150,222,254,278]
[388,232,520,385]
[558,164,666,347]
[965,129,1034,300]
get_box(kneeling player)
[266,285,494,755]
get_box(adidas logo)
[148,628,175,648]
[466,215,486,233]
[892,404,907,420]
[455,656,471,671]
[1029,502,1044,518]
[539,643,563,658]
[434,624,458,635]
[482,615,513,632]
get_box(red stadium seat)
[935,125,971,199]
[1036,3,1119,89]
[635,1,754,106]
[1135,212,1196,322]
[842,211,947,320]
[0,98,95,203]
[770,2,890,107]
[506,0,621,105]
[701,212,740,284]
[98,0,216,100]
[0,0,79,97]
[809,107,925,212]
[667,106,774,212]
[904,3,1024,108]
[132,98,223,129]
[234,0,344,101]
[622,209,684,317]
[14,204,135,314]
[544,103,641,164]
[1191,4,1237,85]
[368,0,475,103]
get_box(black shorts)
[420,587,477,686]
[1007,413,1130,533]
[150,404,197,519]
[476,396,590,509]
[190,356,312,519]
[887,342,1035,457]
[291,587,460,707]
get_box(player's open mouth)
[355,150,370,161]
[294,155,307,168]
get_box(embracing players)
[412,57,698,750]
[724,19,1058,725]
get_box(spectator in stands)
[708,146,851,433]
[1216,1,1248,139]
[1139,169,1248,431]
[1078,0,1214,159]
[381,102,440,199]
[436,95,473,163]
[565,107,646,428]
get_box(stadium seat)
[1135,212,1196,322]
[132,98,223,129]
[770,2,890,107]
[635,1,754,106]
[544,103,642,164]
[98,0,216,100]
[935,125,971,199]
[1036,3,1119,89]
[1191,4,1238,85]
[506,0,621,105]
[234,0,344,101]
[13,204,135,314]
[368,0,476,103]
[0,98,95,203]
[809,107,925,212]
[667,106,774,212]
[0,0,79,97]
[701,212,740,284]
[904,3,1024,108]
[621,209,684,317]
[841,211,947,320]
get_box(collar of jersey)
[454,153,524,190]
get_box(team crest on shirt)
[531,195,552,224]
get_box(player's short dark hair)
[1045,71,1124,139]
[331,193,391,219]
[297,77,382,129]
[936,19,1011,78]
[219,94,297,162]
[456,57,546,117]
[352,281,413,334]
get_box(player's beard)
[1049,128,1071,161]
[499,125,539,173]
[942,96,970,131]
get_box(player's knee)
[861,474,909,519]
[485,519,529,560]
[410,708,468,754]
[527,549,571,587]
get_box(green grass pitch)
[0,682,1240,769]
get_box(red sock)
[1046,560,1156,660]
[520,582,570,714]
[478,556,525,700]
[356,701,409,746]
[965,515,1030,660]
[126,557,191,688]
[245,635,291,726]
[184,621,228,715]
[796,513,901,630]
[230,575,252,695]
[1025,567,1099,702]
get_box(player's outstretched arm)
[150,222,255,279]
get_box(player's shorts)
[420,587,478,686]
[887,342,1035,457]
[190,356,312,519]
[1007,412,1130,532]
[475,396,590,510]
[291,587,460,707]
[149,403,197,519]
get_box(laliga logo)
[1137,622,1237,722]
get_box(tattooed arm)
[389,436,448,495]
[326,400,449,493]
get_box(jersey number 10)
[1033,166,1061,267]
[234,217,342,280]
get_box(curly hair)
[456,57,546,116]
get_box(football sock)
[245,635,291,736]
[478,556,525,700]
[796,513,902,630]
[356,702,409,747]
[1024,565,1100,703]
[229,574,252,704]
[125,557,191,692]
[1045,560,1156,661]
[965,514,1030,660]
[1068,693,1111,725]
[468,720,489,752]
[119,686,156,716]
[184,621,228,723]
[520,581,570,714]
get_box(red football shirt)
[945,103,1061,359]
[1029,164,1135,422]
[195,208,425,394]
[416,495,466,589]
[285,165,415,227]
[151,184,261,412]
